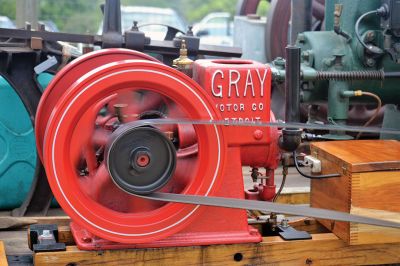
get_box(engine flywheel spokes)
[36,49,158,161]
[40,58,226,243]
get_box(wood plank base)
[33,221,400,266]
[0,241,8,266]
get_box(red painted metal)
[38,51,280,249]
[35,49,158,161]
[193,59,280,168]
[72,147,261,250]
[40,58,228,244]
[193,60,280,202]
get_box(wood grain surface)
[311,140,400,245]
[34,234,400,266]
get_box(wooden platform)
[1,167,399,265]
[1,198,400,265]
[31,219,400,266]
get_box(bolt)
[82,236,92,243]
[136,153,150,167]
[253,130,263,140]
[366,57,376,67]
[281,218,289,228]
[114,103,128,122]
[42,230,51,237]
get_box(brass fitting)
[173,40,193,77]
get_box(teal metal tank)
[0,73,52,209]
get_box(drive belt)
[137,192,400,229]
[141,118,400,136]
[130,118,400,229]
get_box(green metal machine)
[0,74,52,209]
[270,0,400,139]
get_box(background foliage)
[0,0,269,33]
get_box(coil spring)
[316,70,385,81]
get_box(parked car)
[0,16,15,29]
[99,6,187,41]
[192,12,233,46]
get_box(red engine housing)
[38,50,279,250]
[194,59,280,201]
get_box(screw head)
[253,130,263,140]
[366,57,376,67]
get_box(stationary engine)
[36,48,279,248]
[267,0,400,139]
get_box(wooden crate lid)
[311,140,400,173]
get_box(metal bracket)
[264,218,312,241]
[29,224,66,252]
[277,224,312,241]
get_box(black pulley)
[105,124,177,195]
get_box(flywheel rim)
[36,49,158,162]
[42,59,225,243]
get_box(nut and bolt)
[42,230,52,237]
[281,218,289,228]
[366,57,376,67]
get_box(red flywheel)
[37,49,226,243]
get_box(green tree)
[0,0,16,20]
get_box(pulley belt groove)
[124,119,400,228]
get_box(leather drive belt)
[130,119,400,228]
[139,192,400,229]
[142,118,400,136]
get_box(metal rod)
[285,45,301,123]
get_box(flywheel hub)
[105,124,177,195]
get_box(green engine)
[271,0,400,139]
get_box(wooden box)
[310,140,400,245]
